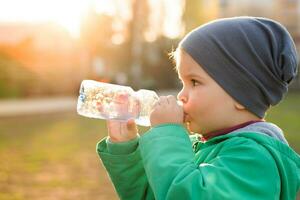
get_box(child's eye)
[191,79,200,86]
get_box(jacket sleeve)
[96,137,155,200]
[139,124,280,200]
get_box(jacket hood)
[232,121,288,144]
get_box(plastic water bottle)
[77,80,159,126]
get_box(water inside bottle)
[77,80,158,126]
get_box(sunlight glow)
[0,0,183,39]
[146,0,184,41]
[0,0,114,38]
[95,0,116,16]
[163,0,184,39]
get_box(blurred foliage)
[0,52,35,98]
[266,92,300,152]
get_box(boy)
[96,17,300,199]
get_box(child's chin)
[187,122,201,134]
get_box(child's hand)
[150,95,184,127]
[106,119,138,143]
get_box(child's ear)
[234,103,246,110]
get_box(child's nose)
[177,90,187,103]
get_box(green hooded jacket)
[97,123,300,200]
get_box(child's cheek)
[184,98,195,112]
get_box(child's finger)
[127,119,138,136]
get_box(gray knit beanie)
[179,16,299,118]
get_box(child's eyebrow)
[183,73,205,80]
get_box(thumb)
[127,118,138,137]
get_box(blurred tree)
[79,0,151,89]
[0,51,35,98]
[182,0,219,33]
[80,10,116,82]
[79,0,184,90]
[143,36,181,90]
[182,0,206,32]
[80,11,114,56]
[127,0,150,88]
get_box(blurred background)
[0,0,299,199]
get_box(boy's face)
[177,50,239,134]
